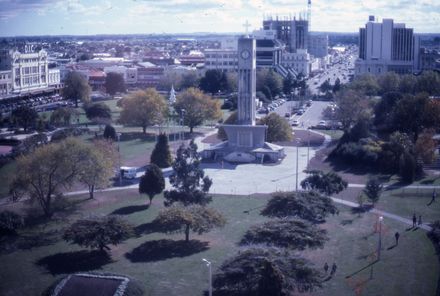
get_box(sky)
[0,0,439,37]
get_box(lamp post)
[202,258,212,296]
[377,216,383,260]
[117,132,122,185]
[296,138,301,191]
[180,108,186,143]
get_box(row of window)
[15,75,46,86]
[205,54,237,59]
[17,57,46,63]
[0,74,10,80]
[206,61,237,66]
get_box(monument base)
[201,124,285,163]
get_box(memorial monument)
[202,36,285,163]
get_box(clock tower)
[237,37,256,125]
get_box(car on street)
[291,120,299,126]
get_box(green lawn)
[315,129,344,140]
[0,191,437,296]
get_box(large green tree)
[363,177,383,206]
[258,113,293,142]
[300,170,348,196]
[62,71,91,108]
[139,163,165,205]
[85,102,112,124]
[240,219,328,250]
[213,248,322,296]
[257,69,283,100]
[11,106,38,133]
[335,89,370,130]
[261,191,338,224]
[150,133,173,168]
[63,216,134,252]
[164,140,212,206]
[153,204,226,242]
[119,88,168,134]
[199,69,226,94]
[104,72,126,96]
[174,87,222,133]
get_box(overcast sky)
[1,0,439,36]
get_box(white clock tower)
[237,37,256,125]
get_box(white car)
[291,120,300,126]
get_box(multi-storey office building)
[355,16,420,75]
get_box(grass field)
[0,190,437,296]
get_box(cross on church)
[243,20,251,35]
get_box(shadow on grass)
[0,229,60,254]
[125,239,209,263]
[119,132,156,142]
[351,205,373,215]
[345,259,379,279]
[36,250,112,275]
[111,204,149,215]
[134,221,160,236]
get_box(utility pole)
[202,258,212,296]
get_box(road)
[274,100,330,128]
[307,48,357,95]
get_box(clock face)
[241,50,250,60]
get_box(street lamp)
[202,258,212,296]
[180,109,186,143]
[296,138,301,191]
[117,132,122,185]
[377,216,383,260]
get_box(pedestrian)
[395,232,400,246]
[418,215,422,226]
[330,263,337,276]
[412,213,417,228]
[324,262,329,273]
[428,190,437,206]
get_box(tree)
[415,129,437,164]
[62,71,91,108]
[104,72,126,96]
[164,140,213,206]
[10,138,107,216]
[257,69,283,100]
[258,113,293,142]
[85,102,112,124]
[398,74,417,94]
[335,89,369,130]
[50,107,77,127]
[103,124,117,141]
[399,151,417,183]
[373,91,403,131]
[153,204,226,242]
[240,219,328,250]
[174,87,221,133]
[319,80,332,93]
[261,191,338,224]
[333,77,341,93]
[139,164,165,205]
[213,247,322,296]
[11,106,38,133]
[0,211,24,237]
[199,69,226,94]
[348,74,379,96]
[119,89,168,134]
[300,170,348,195]
[150,133,172,168]
[283,73,295,96]
[217,111,237,141]
[377,72,400,94]
[78,140,117,199]
[415,71,440,95]
[63,216,134,252]
[179,72,199,90]
[363,177,383,206]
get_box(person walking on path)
[330,263,337,276]
[412,213,417,228]
[418,215,422,226]
[324,262,329,273]
[428,190,437,206]
[395,232,400,246]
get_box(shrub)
[399,151,417,183]
[103,124,117,141]
[0,211,24,236]
[150,133,172,168]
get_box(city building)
[308,34,328,58]
[136,62,164,87]
[0,45,61,98]
[204,48,238,71]
[355,16,421,75]
[281,49,311,76]
[263,16,309,53]
[419,48,440,71]
[103,65,138,85]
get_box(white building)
[204,49,238,71]
[281,49,311,76]
[355,16,420,76]
[308,34,328,58]
[0,70,12,96]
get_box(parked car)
[291,120,300,126]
